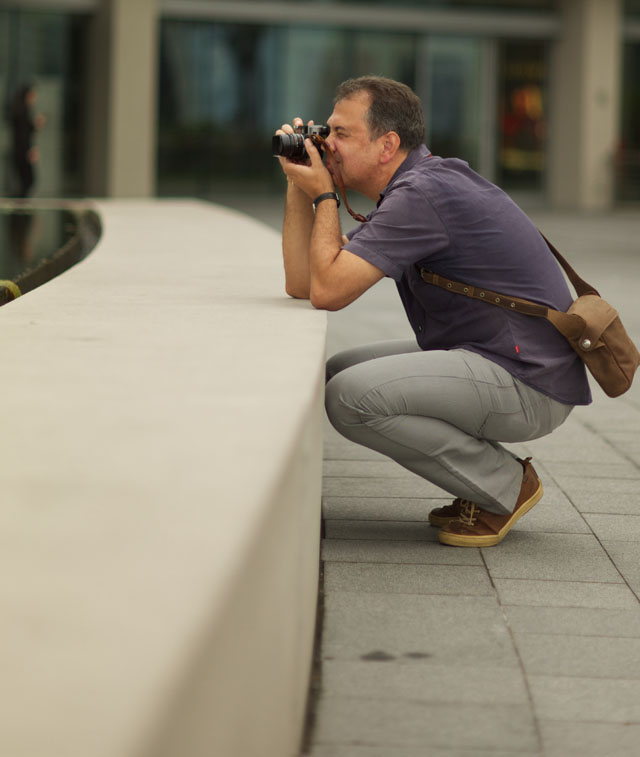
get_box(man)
[276,76,591,547]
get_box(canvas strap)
[418,234,603,341]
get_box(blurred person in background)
[9,83,45,198]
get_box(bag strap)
[419,232,603,340]
[538,233,600,298]
[419,267,588,340]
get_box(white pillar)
[548,0,622,210]
[85,0,158,197]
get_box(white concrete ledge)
[0,200,326,757]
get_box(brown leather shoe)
[429,498,465,527]
[438,458,543,547]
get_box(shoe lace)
[458,499,478,526]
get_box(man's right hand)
[275,117,314,173]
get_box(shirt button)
[417,326,423,332]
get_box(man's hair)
[334,76,425,151]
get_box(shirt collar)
[377,144,432,206]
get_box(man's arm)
[308,199,384,310]
[279,135,384,310]
[282,179,314,299]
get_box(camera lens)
[272,133,307,159]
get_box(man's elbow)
[309,286,348,311]
[285,279,310,300]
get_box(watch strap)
[313,191,340,210]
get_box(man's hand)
[275,117,311,173]
[278,118,315,299]
[276,118,335,200]
[282,138,335,201]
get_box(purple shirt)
[345,145,591,405]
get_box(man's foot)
[438,458,542,547]
[428,498,465,527]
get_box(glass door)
[496,40,549,194]
[418,36,485,171]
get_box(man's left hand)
[281,138,335,201]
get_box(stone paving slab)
[510,498,592,534]
[323,441,389,462]
[324,519,435,542]
[552,475,640,497]
[323,476,445,499]
[323,460,415,478]
[324,562,494,596]
[570,491,640,514]
[515,634,640,678]
[312,696,539,752]
[582,513,640,541]
[310,748,540,757]
[322,495,447,521]
[481,532,625,582]
[600,540,640,579]
[503,604,640,636]
[540,721,640,757]
[493,578,639,609]
[542,460,640,479]
[321,538,483,565]
[530,675,640,722]
[318,659,530,704]
[322,592,518,668]
[524,424,624,464]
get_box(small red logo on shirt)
[515,345,520,354]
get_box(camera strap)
[333,171,367,223]
[315,136,367,223]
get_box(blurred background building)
[1,0,639,210]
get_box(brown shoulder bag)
[420,234,640,398]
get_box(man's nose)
[324,133,337,151]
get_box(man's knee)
[325,349,355,383]
[325,371,364,439]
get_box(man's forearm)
[282,180,314,298]
[309,200,345,308]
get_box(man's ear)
[379,131,401,164]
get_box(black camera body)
[272,124,330,161]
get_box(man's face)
[325,91,382,194]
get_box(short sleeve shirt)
[344,145,591,406]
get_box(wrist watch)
[313,192,340,210]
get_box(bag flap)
[567,294,619,350]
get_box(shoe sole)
[438,482,544,547]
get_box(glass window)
[618,42,640,202]
[158,21,283,195]
[496,40,548,192]
[157,20,419,197]
[157,19,550,201]
[625,0,640,17]
[0,10,88,198]
[420,36,483,168]
[245,0,558,10]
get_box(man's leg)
[326,339,421,383]
[325,347,572,515]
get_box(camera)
[272,124,330,160]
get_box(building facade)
[1,0,640,209]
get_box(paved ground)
[224,193,640,756]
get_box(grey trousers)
[325,340,573,514]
